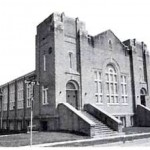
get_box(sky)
[0,0,150,85]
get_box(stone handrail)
[57,103,96,137]
[84,104,122,132]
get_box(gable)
[93,30,125,52]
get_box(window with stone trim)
[94,70,103,103]
[17,81,24,109]
[9,84,15,110]
[3,87,8,111]
[43,55,46,71]
[26,84,32,108]
[105,65,118,104]
[42,86,48,105]
[121,75,128,103]
[69,52,73,69]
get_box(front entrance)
[140,88,146,106]
[66,81,78,109]
[41,121,48,131]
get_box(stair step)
[81,110,121,137]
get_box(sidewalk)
[32,132,150,147]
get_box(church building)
[0,12,150,137]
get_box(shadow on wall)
[136,104,150,127]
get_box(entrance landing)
[123,127,150,135]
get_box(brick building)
[0,12,150,136]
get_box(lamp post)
[25,78,39,147]
[0,89,3,130]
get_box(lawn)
[0,132,89,147]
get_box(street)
[94,138,150,147]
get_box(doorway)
[140,88,146,106]
[41,121,48,131]
[66,81,79,109]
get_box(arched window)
[140,88,146,95]
[66,82,77,91]
[105,65,118,103]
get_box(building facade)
[0,12,150,134]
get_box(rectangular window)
[120,116,126,127]
[95,82,98,93]
[114,84,117,94]
[110,74,113,82]
[106,83,109,94]
[110,83,113,94]
[26,84,32,108]
[42,86,48,105]
[69,52,73,69]
[94,70,103,103]
[3,87,8,111]
[99,82,102,93]
[107,96,110,103]
[43,55,46,71]
[106,74,109,81]
[130,116,134,126]
[121,75,128,104]
[95,95,98,103]
[115,96,119,103]
[17,81,24,109]
[3,121,7,129]
[9,84,15,110]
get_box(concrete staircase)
[81,111,122,137]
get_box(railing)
[84,104,122,132]
[57,103,96,137]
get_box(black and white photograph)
[0,0,150,148]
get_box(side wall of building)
[0,72,35,131]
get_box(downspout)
[76,18,82,110]
[129,43,137,124]
[142,42,149,95]
[7,83,9,131]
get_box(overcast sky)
[0,0,150,85]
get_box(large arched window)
[105,65,118,103]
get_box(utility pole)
[25,75,38,147]
[30,81,35,147]
[30,96,33,146]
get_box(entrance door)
[141,95,146,106]
[66,90,77,108]
[140,88,146,106]
[41,121,48,131]
[66,81,78,109]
